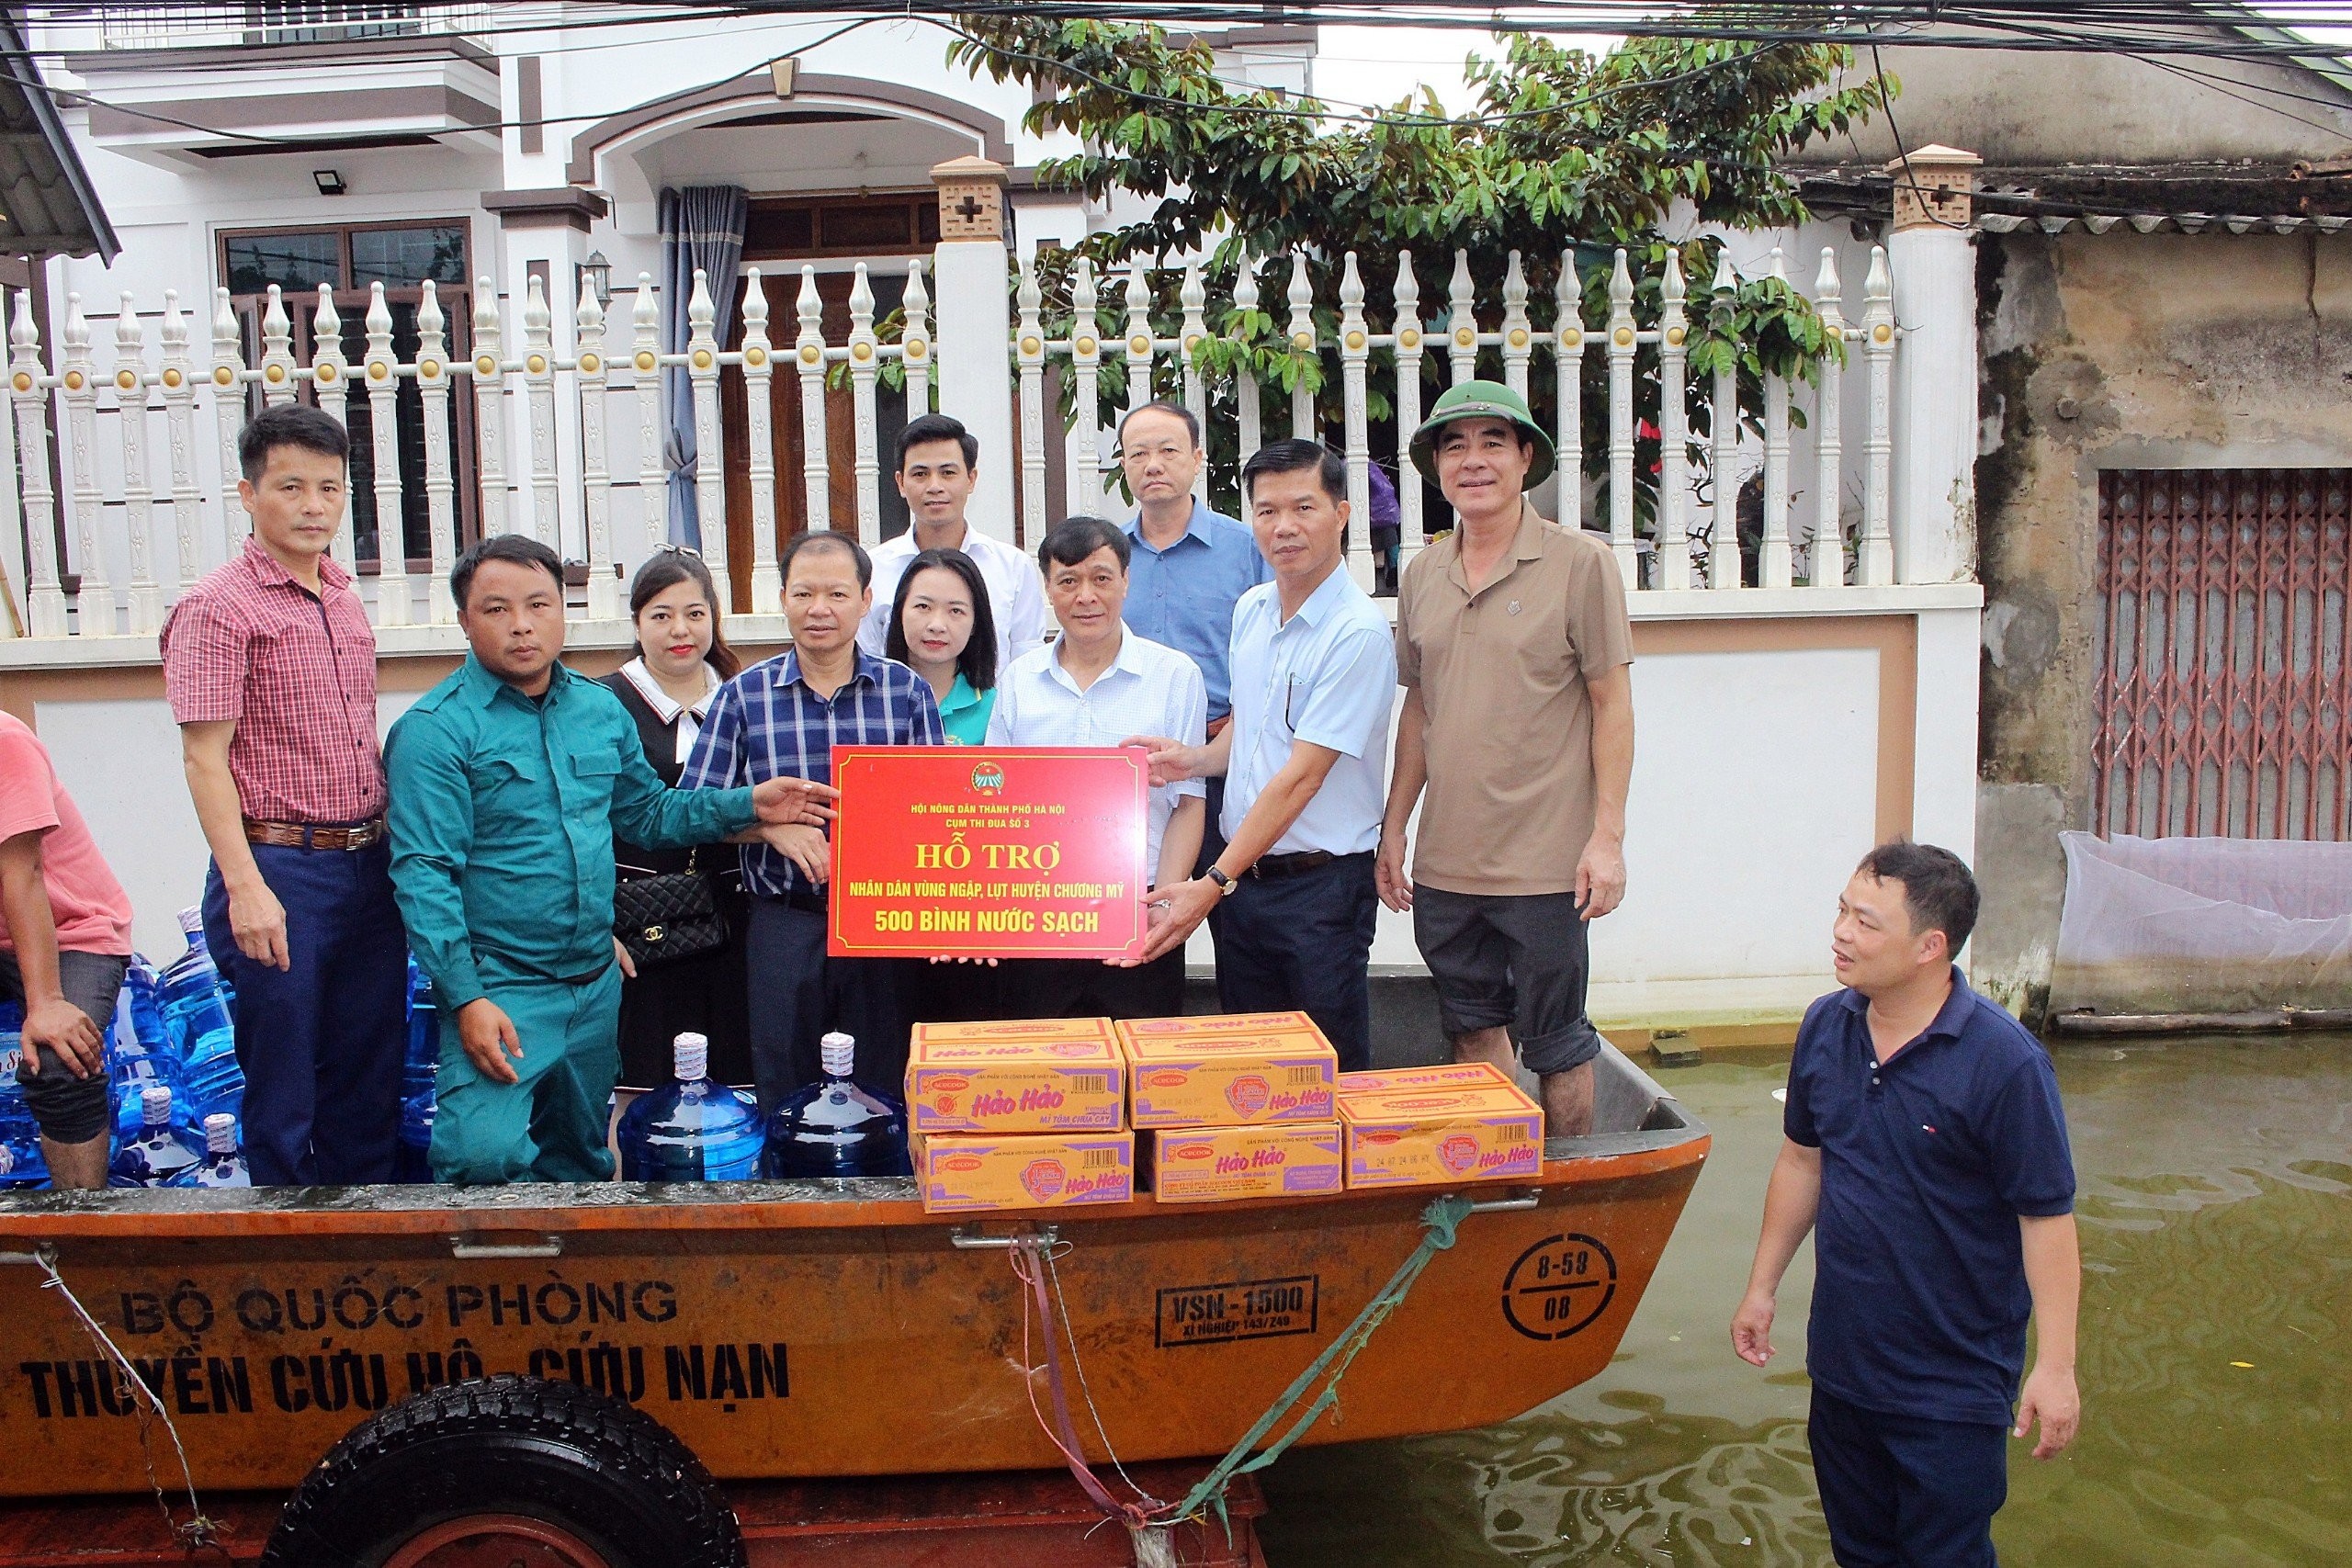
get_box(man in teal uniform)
[387,535,831,1183]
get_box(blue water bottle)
[617,1033,764,1182]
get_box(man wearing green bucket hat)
[1377,379,1634,1135]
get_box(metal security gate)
[2093,469,2352,839]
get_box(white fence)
[1,237,1905,640]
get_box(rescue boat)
[0,1043,1706,1499]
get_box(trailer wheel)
[260,1374,746,1568]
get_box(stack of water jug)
[617,1031,910,1182]
[0,906,249,1189]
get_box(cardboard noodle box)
[1116,1012,1340,1129]
[1149,1122,1345,1203]
[1337,1061,1520,1098]
[905,1018,1125,1134]
[917,1131,1136,1213]
[1339,1083,1544,1190]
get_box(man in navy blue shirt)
[1732,841,2080,1567]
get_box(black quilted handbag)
[613,850,728,971]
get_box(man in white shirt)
[856,412,1049,671]
[1127,441,1396,1068]
[989,516,1207,1020]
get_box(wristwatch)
[1204,865,1240,897]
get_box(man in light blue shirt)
[1118,401,1268,885]
[1128,441,1396,1067]
[990,515,1207,1020]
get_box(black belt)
[760,889,831,916]
[1248,850,1339,880]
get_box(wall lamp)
[312,169,346,197]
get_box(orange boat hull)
[0,1057,1707,1498]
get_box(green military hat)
[1408,378,1555,489]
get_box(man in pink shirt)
[0,713,134,1189]
[161,403,406,1186]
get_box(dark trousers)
[743,897,912,1115]
[1006,950,1186,1022]
[202,841,406,1187]
[1809,1387,2007,1568]
[1212,851,1379,1070]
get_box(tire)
[260,1373,747,1568]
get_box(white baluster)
[575,282,618,619]
[1499,251,1532,400]
[1391,252,1425,560]
[1069,256,1102,513]
[631,274,667,553]
[685,269,729,605]
[309,286,356,581]
[1447,250,1478,384]
[1554,253,1584,522]
[1758,249,1794,589]
[738,270,779,609]
[60,295,107,631]
[795,265,830,535]
[258,285,295,408]
[362,283,410,626]
[901,258,932,418]
[209,288,246,550]
[1811,247,1847,588]
[1014,251,1047,545]
[1286,253,1316,440]
[1124,255,1153,419]
[1605,252,1637,588]
[1860,246,1896,586]
[1231,260,1261,471]
[158,290,203,601]
[113,294,162,632]
[471,278,508,539]
[9,290,67,636]
[522,273,559,549]
[1180,262,1209,501]
[1709,251,1743,590]
[1339,252,1372,590]
[1657,251,1690,590]
[847,263,881,546]
[415,280,458,622]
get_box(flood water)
[1260,1036,2351,1566]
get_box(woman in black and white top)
[602,549,752,1091]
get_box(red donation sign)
[828,746,1149,960]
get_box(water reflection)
[1261,1038,2351,1566]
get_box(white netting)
[2050,832,2352,1015]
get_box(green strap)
[1168,1193,1476,1529]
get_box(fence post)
[415,280,458,623]
[1758,249,1793,589]
[310,288,357,582]
[158,291,203,602]
[1067,256,1102,516]
[113,294,163,633]
[902,259,933,418]
[1124,255,1153,421]
[929,156,1016,542]
[795,265,831,536]
[1392,252,1424,557]
[576,284,619,620]
[1604,252,1637,589]
[631,274,667,555]
[364,283,413,626]
[738,268,780,608]
[1180,262,1208,502]
[1232,261,1261,472]
[1339,252,1372,590]
[1657,250,1690,590]
[1447,251,1476,385]
[471,279,509,539]
[9,290,68,637]
[1554,253,1583,528]
[1860,246,1896,587]
[522,273,560,549]
[1285,252,1316,441]
[61,295,107,632]
[1708,252,1742,590]
[847,263,882,544]
[1811,247,1847,588]
[259,285,295,408]
[685,269,729,608]
[1015,251,1047,544]
[1499,252,1531,400]
[1885,145,1980,583]
[209,288,246,562]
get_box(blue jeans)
[202,842,406,1186]
[1809,1386,2008,1568]
[1212,852,1379,1070]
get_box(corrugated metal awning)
[0,8,119,261]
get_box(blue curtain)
[659,185,749,547]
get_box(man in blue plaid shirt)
[680,530,944,1110]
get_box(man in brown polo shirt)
[1376,380,1634,1134]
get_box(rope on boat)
[1010,1192,1477,1560]
[7,1246,225,1555]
